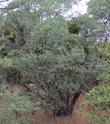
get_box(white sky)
[74,0,90,14]
[0,0,11,7]
[65,0,90,17]
[0,0,90,16]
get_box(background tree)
[88,0,110,42]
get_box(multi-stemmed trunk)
[53,92,81,116]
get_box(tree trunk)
[65,92,81,116]
[54,92,81,116]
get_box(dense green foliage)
[84,42,110,123]
[85,84,110,124]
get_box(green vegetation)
[0,0,110,123]
[85,84,110,124]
